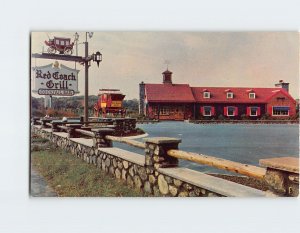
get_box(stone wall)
[32,126,267,197]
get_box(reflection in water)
[114,122,299,174]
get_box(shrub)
[241,114,250,120]
[260,113,271,120]
[218,114,225,120]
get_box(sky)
[31,31,299,99]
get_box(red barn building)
[139,70,297,120]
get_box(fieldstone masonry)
[32,125,271,197]
[92,128,114,148]
[260,157,299,197]
[67,124,82,138]
[144,137,181,169]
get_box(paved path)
[30,166,57,197]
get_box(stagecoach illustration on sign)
[45,37,74,55]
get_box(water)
[114,122,299,174]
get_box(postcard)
[30,32,299,197]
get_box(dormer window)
[249,93,255,99]
[227,92,233,99]
[203,91,210,98]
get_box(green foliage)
[136,127,145,134]
[31,96,140,117]
[218,114,225,120]
[241,114,250,120]
[260,113,271,120]
[123,99,139,113]
[31,97,43,109]
[31,146,147,197]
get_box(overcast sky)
[31,32,299,99]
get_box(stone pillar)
[52,122,59,132]
[40,119,52,128]
[32,117,39,125]
[113,119,125,136]
[144,137,182,170]
[92,128,115,148]
[66,124,82,138]
[260,157,299,197]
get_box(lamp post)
[94,51,102,67]
[74,32,79,70]
[84,32,93,124]
[59,32,101,125]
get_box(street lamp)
[86,32,93,42]
[74,32,80,70]
[88,32,93,38]
[94,51,102,67]
[73,32,101,125]
[74,32,79,41]
[74,32,79,55]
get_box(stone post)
[113,119,125,136]
[66,124,82,138]
[92,128,115,148]
[260,157,299,197]
[52,122,59,132]
[32,117,39,125]
[40,119,52,128]
[144,137,182,170]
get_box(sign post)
[32,62,79,96]
[84,33,89,124]
[31,32,102,125]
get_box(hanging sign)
[32,61,79,96]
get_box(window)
[276,97,285,101]
[60,40,65,45]
[227,107,235,116]
[203,92,210,98]
[250,107,257,116]
[272,106,289,116]
[66,41,69,45]
[249,93,255,99]
[227,92,233,99]
[203,106,211,116]
[152,106,158,114]
[55,39,59,44]
[160,106,169,115]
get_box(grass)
[31,145,146,197]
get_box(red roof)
[145,84,195,103]
[191,87,291,103]
[144,83,295,104]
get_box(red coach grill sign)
[32,61,79,96]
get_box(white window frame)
[227,92,233,99]
[272,107,289,116]
[160,106,169,115]
[203,106,211,116]
[227,107,235,116]
[60,40,65,46]
[250,107,257,116]
[249,93,256,99]
[203,92,210,99]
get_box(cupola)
[162,69,173,84]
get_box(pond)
[114,121,299,174]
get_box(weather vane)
[164,59,170,70]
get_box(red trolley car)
[93,89,126,118]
